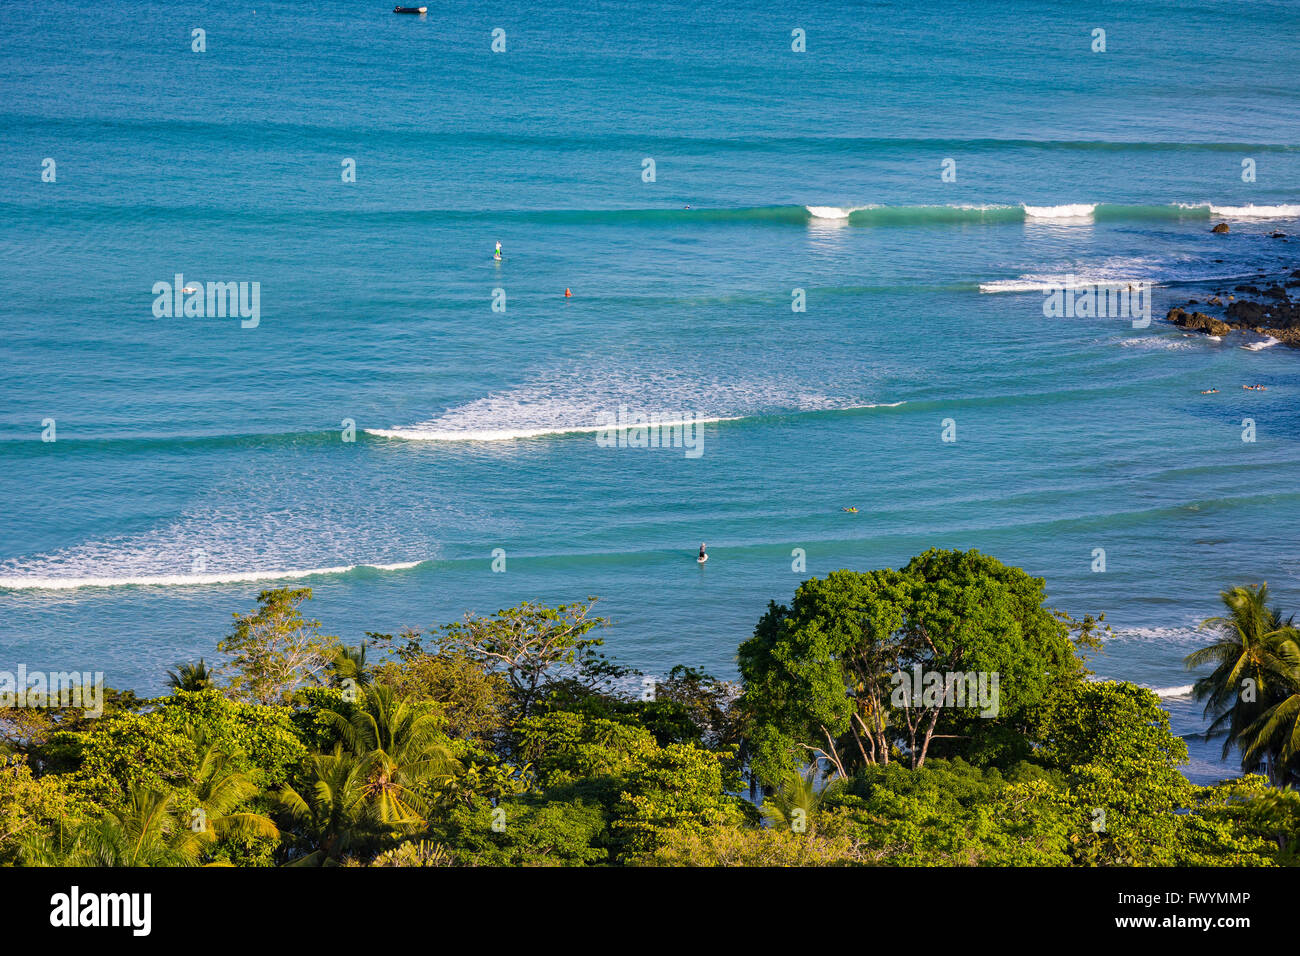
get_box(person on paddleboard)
[494,241,502,260]
[698,542,708,563]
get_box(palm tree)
[166,659,215,693]
[1241,685,1300,786]
[1185,584,1300,776]
[323,684,458,827]
[331,643,372,689]
[278,748,376,866]
[761,765,845,835]
[22,739,279,866]
[24,789,197,866]
[180,743,280,854]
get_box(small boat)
[393,6,427,13]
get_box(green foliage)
[1035,680,1188,782]
[0,756,80,864]
[157,689,307,791]
[10,560,1298,869]
[827,758,1076,866]
[516,711,659,790]
[217,587,340,705]
[1186,583,1300,781]
[426,599,617,718]
[430,797,609,866]
[370,650,512,743]
[612,743,745,858]
[738,549,1081,783]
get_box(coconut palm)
[331,643,372,689]
[22,740,279,866]
[24,789,200,867]
[761,765,846,835]
[323,684,458,827]
[1185,584,1300,773]
[166,658,215,693]
[1241,669,1300,787]
[278,748,375,866]
[180,743,281,852]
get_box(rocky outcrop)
[1212,222,1230,233]
[1166,308,1231,336]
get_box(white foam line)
[805,205,865,219]
[1209,204,1300,219]
[1022,203,1097,220]
[366,416,742,442]
[0,560,426,591]
[1241,336,1282,351]
[366,404,906,443]
[979,277,1143,294]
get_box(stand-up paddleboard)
[697,543,708,564]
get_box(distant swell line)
[0,560,427,592]
[0,403,910,451]
[14,201,1299,230]
[6,115,1297,154]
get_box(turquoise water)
[3,0,1300,781]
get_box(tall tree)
[323,685,458,827]
[430,599,613,718]
[217,588,339,705]
[1185,583,1300,779]
[738,550,1080,783]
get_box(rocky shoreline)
[1164,224,1300,348]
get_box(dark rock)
[1272,232,1288,238]
[1212,222,1230,233]
[1167,307,1231,335]
[1235,285,1261,295]
[1226,300,1268,325]
[1263,285,1289,300]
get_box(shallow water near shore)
[3,0,1300,782]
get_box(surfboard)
[697,555,708,564]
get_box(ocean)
[2,0,1299,783]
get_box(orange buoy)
[564,288,572,297]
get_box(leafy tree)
[738,550,1081,783]
[515,711,658,790]
[370,649,512,744]
[430,797,609,866]
[612,743,744,859]
[217,588,340,705]
[0,756,79,864]
[428,599,616,718]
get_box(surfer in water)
[697,542,708,564]
[494,241,502,261]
